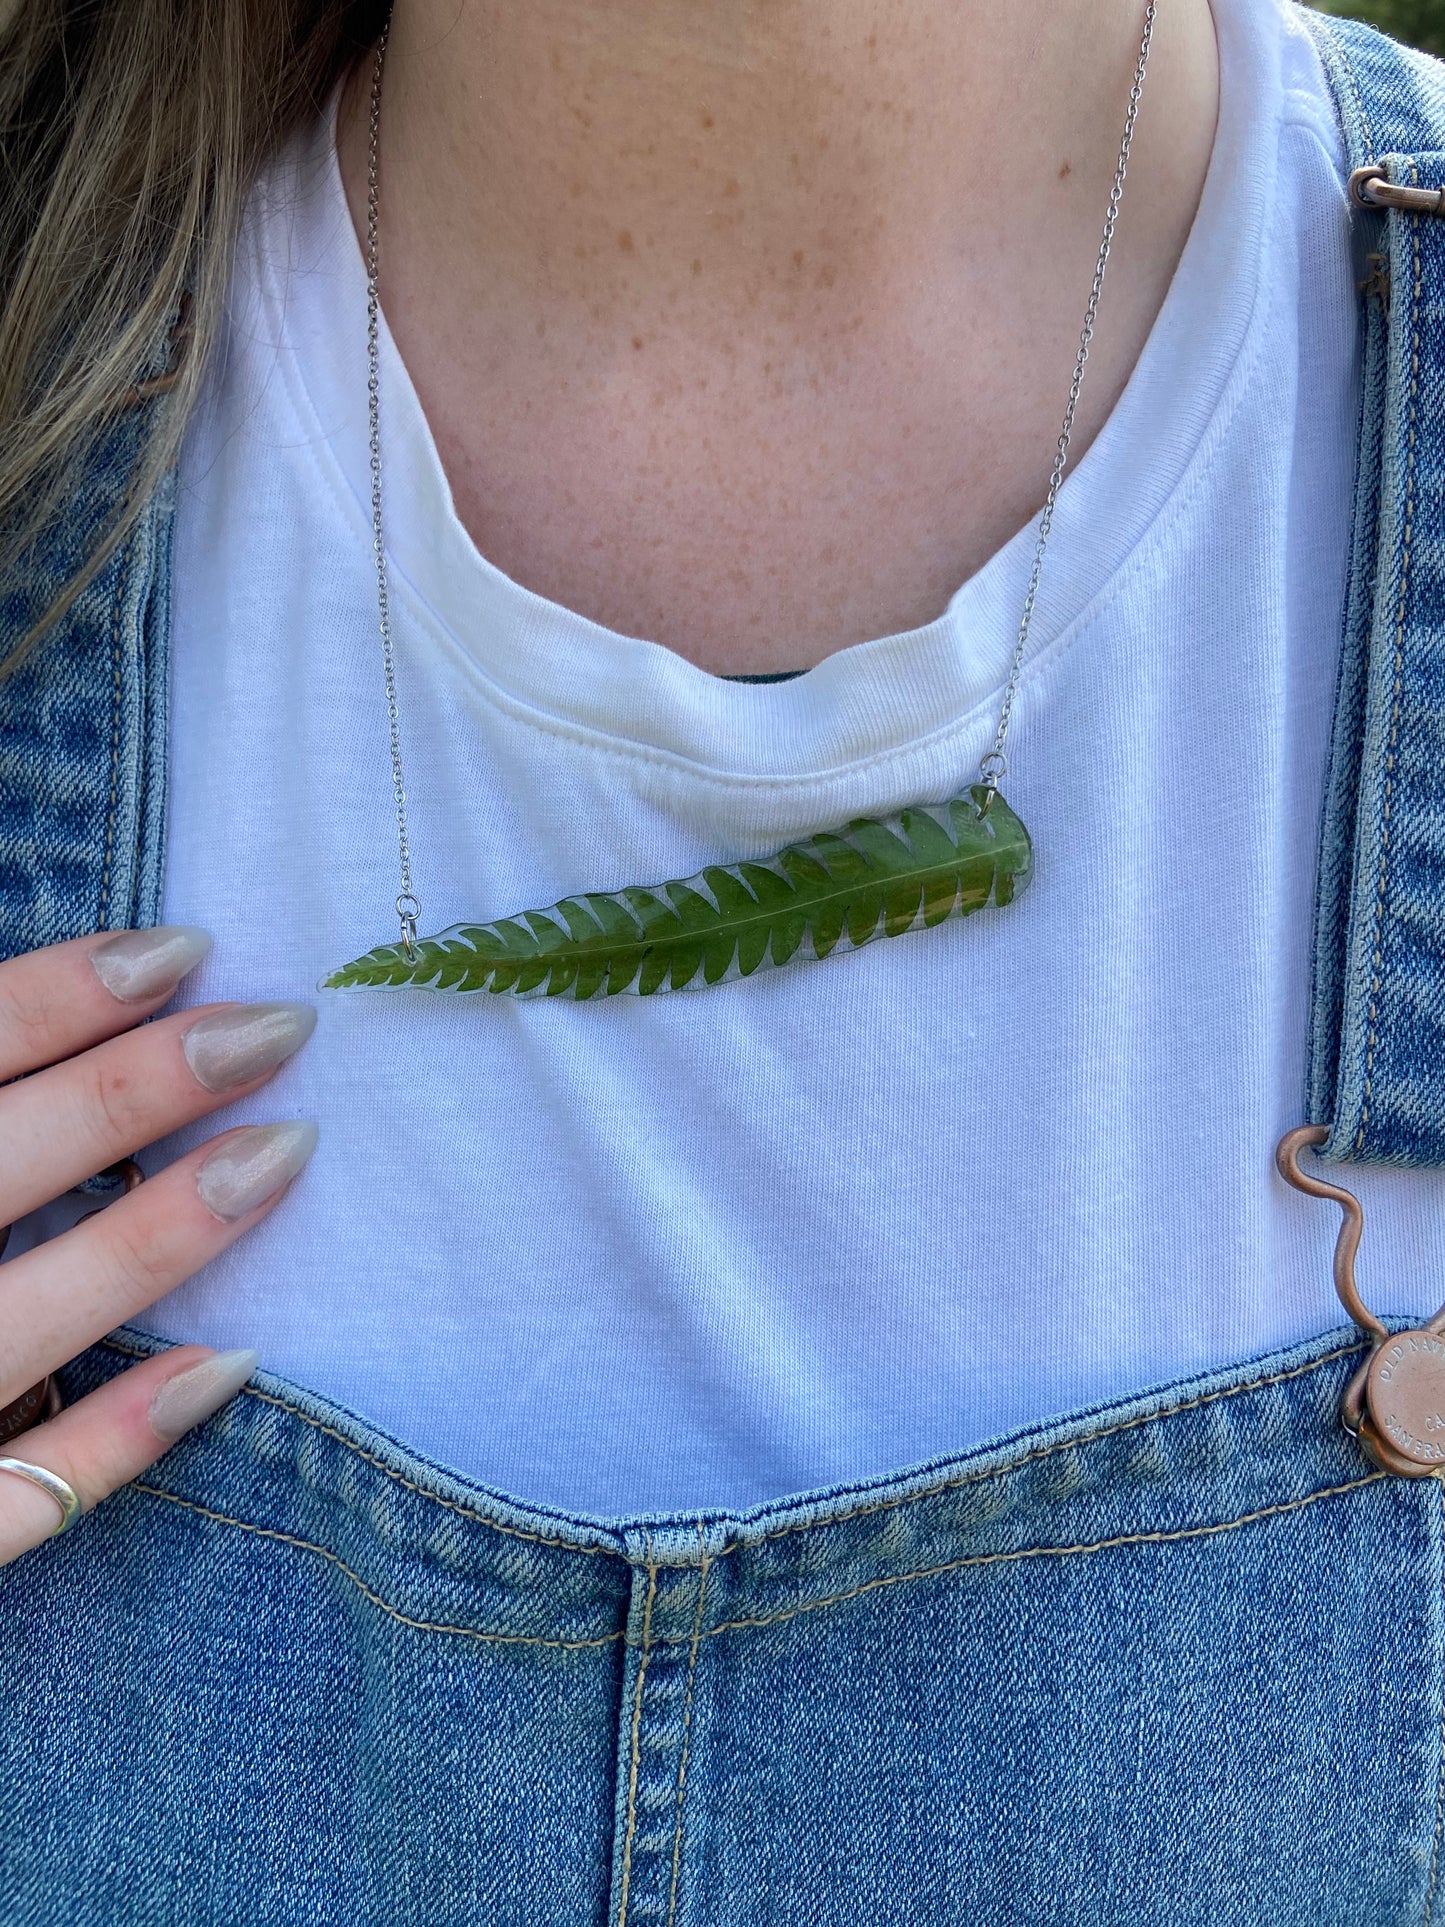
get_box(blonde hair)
[0,0,384,677]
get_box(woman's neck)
[336,0,1219,672]
[347,0,1215,316]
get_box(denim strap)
[1304,13,1445,1166]
[0,376,174,961]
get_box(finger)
[0,998,316,1225]
[0,927,213,1085]
[0,1345,258,1567]
[0,1120,316,1408]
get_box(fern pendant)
[322,784,1031,1000]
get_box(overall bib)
[1,12,1443,1921]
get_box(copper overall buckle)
[1277,1125,1445,1478]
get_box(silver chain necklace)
[327,1,1158,1000]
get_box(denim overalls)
[2,13,1444,1922]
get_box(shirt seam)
[388,278,1281,800]
[231,71,1278,787]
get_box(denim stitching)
[1340,27,1377,163]
[1425,1479,1445,1927]
[696,1472,1390,1643]
[239,1384,611,1553]
[1355,173,1420,1154]
[99,536,130,927]
[666,1529,710,1927]
[128,1481,623,1649]
[1304,15,1375,168]
[103,1335,1362,1564]
[616,1542,658,1927]
[100,1338,610,1555]
[702,1342,1365,1564]
[126,1475,1389,1653]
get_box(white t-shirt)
[118,0,1445,1515]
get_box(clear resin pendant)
[322,784,1031,1000]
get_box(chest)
[404,298,1149,680]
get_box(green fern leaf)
[321,783,1032,999]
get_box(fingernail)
[148,1348,260,1443]
[195,1119,318,1222]
[90,926,212,1003]
[182,1002,317,1093]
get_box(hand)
[0,927,317,1567]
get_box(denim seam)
[99,536,130,927]
[414,270,1273,798]
[693,1471,1390,1645]
[615,1544,658,1927]
[238,1385,610,1553]
[125,1473,1388,1652]
[127,1480,624,1650]
[102,1335,1362,1563]
[1354,172,1420,1155]
[99,1338,611,1555]
[702,1341,1366,1564]
[665,1530,710,1927]
[1338,23,1377,164]
[1426,1479,1445,1927]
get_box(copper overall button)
[1364,1333,1445,1470]
[1276,1126,1445,1478]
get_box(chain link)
[980,0,1159,793]
[364,3,1159,897]
[366,23,420,958]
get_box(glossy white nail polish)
[148,1349,260,1444]
[89,926,212,1003]
[195,1120,319,1222]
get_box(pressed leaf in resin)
[322,784,1032,1000]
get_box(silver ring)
[0,1457,82,1537]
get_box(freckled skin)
[339,0,1219,675]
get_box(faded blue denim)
[0,421,173,960]
[1,1323,1441,1924]
[1303,12,1445,1164]
[3,11,1445,1924]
